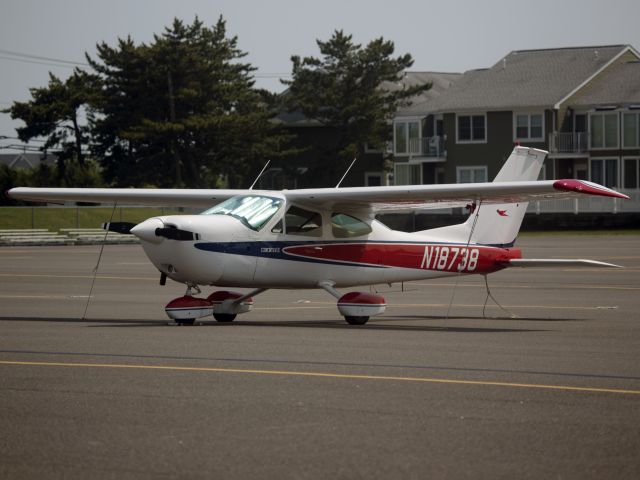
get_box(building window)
[364,143,383,153]
[590,113,618,149]
[394,163,421,185]
[457,114,486,143]
[394,120,421,155]
[514,113,544,141]
[457,166,487,183]
[623,113,640,148]
[590,158,618,188]
[364,172,383,186]
[623,158,639,189]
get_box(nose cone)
[130,217,165,244]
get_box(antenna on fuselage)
[335,157,357,188]
[249,159,271,190]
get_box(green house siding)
[442,110,555,183]
[444,111,517,182]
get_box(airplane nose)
[130,217,165,244]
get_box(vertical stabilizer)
[421,147,547,247]
[468,147,547,246]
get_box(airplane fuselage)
[133,212,521,289]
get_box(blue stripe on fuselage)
[193,240,387,268]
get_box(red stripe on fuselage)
[283,243,521,274]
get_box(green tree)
[89,16,292,188]
[3,70,98,183]
[283,31,430,181]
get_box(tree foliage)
[88,16,292,188]
[283,31,430,173]
[4,16,292,189]
[3,70,98,183]
[0,159,104,205]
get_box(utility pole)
[167,70,182,186]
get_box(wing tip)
[553,179,629,199]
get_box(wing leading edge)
[6,179,627,210]
[5,187,244,208]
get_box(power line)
[0,55,78,69]
[0,48,291,78]
[0,49,88,66]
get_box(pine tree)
[88,16,292,187]
[283,31,430,181]
[3,70,98,183]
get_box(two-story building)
[391,45,640,214]
[270,71,461,189]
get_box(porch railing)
[548,132,588,154]
[526,189,639,214]
[406,136,445,158]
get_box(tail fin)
[423,147,547,247]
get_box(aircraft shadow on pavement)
[0,315,551,333]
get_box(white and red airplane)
[7,147,628,325]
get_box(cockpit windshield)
[200,195,283,231]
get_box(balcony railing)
[401,136,445,158]
[548,132,588,154]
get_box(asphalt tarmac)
[1,234,639,479]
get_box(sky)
[1,0,639,152]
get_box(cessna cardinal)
[8,147,628,325]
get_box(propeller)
[104,219,199,241]
[102,221,137,234]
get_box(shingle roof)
[569,61,640,107]
[429,45,631,112]
[0,153,57,169]
[389,72,462,116]
[275,71,461,125]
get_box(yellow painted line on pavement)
[0,360,638,396]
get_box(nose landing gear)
[164,286,265,325]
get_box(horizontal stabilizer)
[507,259,622,268]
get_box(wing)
[283,179,629,212]
[6,187,248,208]
[7,179,627,211]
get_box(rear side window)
[331,213,372,238]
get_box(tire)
[214,313,237,322]
[344,316,369,325]
[176,318,195,326]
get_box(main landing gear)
[164,284,263,325]
[320,282,386,325]
[164,283,386,326]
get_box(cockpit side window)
[200,195,283,231]
[331,213,372,238]
[274,205,323,236]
